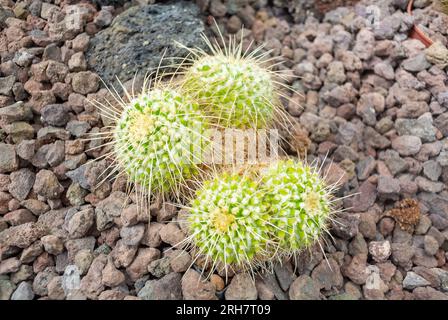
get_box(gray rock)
[120,223,145,246]
[0,143,19,173]
[37,127,70,142]
[33,267,58,296]
[403,271,431,289]
[94,7,113,27]
[66,120,90,138]
[0,75,15,96]
[353,29,375,61]
[374,15,400,40]
[16,140,36,161]
[148,257,172,278]
[356,156,376,180]
[65,237,96,262]
[350,181,377,212]
[418,192,448,220]
[95,191,128,231]
[86,1,205,89]
[258,272,288,300]
[66,183,88,206]
[402,53,431,72]
[395,113,436,142]
[10,265,33,284]
[11,282,34,300]
[413,248,438,268]
[413,287,448,300]
[274,261,297,291]
[415,215,432,235]
[62,265,81,296]
[66,161,107,191]
[0,102,33,123]
[331,213,359,240]
[423,160,442,181]
[378,175,401,199]
[33,169,64,199]
[68,208,95,239]
[357,93,384,126]
[41,104,69,127]
[14,51,35,67]
[225,273,257,300]
[431,268,448,292]
[391,243,415,268]
[311,258,343,290]
[9,169,35,201]
[392,135,422,156]
[415,176,444,193]
[382,150,408,176]
[437,151,448,167]
[0,279,15,300]
[138,272,182,300]
[0,6,14,28]
[5,122,35,144]
[434,113,448,137]
[364,127,391,149]
[424,235,439,256]
[289,275,320,300]
[349,233,368,256]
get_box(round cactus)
[261,159,333,253]
[187,171,273,272]
[178,34,292,130]
[113,87,208,194]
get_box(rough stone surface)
[86,1,205,89]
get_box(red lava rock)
[101,257,125,287]
[182,269,217,300]
[0,257,21,274]
[0,222,47,248]
[80,254,107,300]
[126,247,160,281]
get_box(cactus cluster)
[89,28,338,278]
[186,159,335,275]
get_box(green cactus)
[185,159,336,275]
[261,159,333,253]
[113,87,208,195]
[187,170,273,273]
[178,34,292,130]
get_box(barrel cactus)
[178,34,292,130]
[186,170,273,275]
[111,87,209,196]
[261,159,334,254]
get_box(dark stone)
[86,1,205,90]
